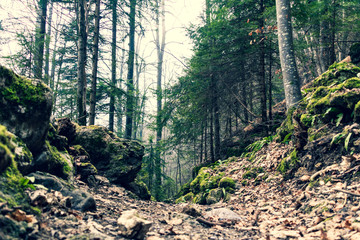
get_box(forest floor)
[5,140,360,240]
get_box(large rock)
[0,66,52,156]
[32,141,74,180]
[28,171,96,212]
[0,125,14,173]
[72,125,145,185]
[0,124,32,174]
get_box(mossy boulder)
[31,141,74,180]
[190,167,210,193]
[0,65,53,156]
[206,188,224,205]
[73,125,145,186]
[125,177,151,200]
[276,62,360,144]
[0,125,14,173]
[218,177,236,193]
[0,125,32,175]
[177,166,235,205]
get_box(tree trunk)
[154,0,166,201]
[275,0,302,109]
[89,0,101,126]
[34,0,48,80]
[125,0,136,139]
[213,87,220,161]
[268,41,273,121]
[77,0,88,126]
[109,0,117,131]
[44,0,53,85]
[259,0,267,123]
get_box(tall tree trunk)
[89,0,101,126]
[213,86,220,161]
[34,0,48,80]
[116,47,126,136]
[209,108,214,162]
[259,0,267,122]
[109,0,118,131]
[44,1,53,85]
[154,0,166,201]
[77,0,88,126]
[329,0,336,65]
[268,41,273,121]
[275,0,302,109]
[52,43,66,115]
[204,116,208,162]
[125,0,136,139]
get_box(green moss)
[300,114,313,128]
[354,101,360,122]
[45,141,73,179]
[314,62,360,87]
[277,149,299,174]
[190,167,210,193]
[276,107,296,142]
[242,167,264,179]
[341,77,360,89]
[0,66,48,107]
[219,177,235,189]
[175,196,185,204]
[175,182,190,199]
[183,192,194,202]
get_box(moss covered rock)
[31,141,74,180]
[73,125,145,186]
[206,188,224,205]
[0,65,53,156]
[0,125,14,173]
[218,177,236,193]
[0,125,32,175]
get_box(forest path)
[35,179,248,240]
[33,166,360,240]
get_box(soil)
[4,139,360,240]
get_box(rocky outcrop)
[72,125,145,185]
[0,125,32,175]
[0,66,52,156]
[28,171,96,212]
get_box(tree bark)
[275,0,302,109]
[154,0,166,201]
[109,0,118,131]
[77,0,88,126]
[34,0,48,80]
[259,0,267,122]
[89,0,101,126]
[44,0,53,85]
[125,0,136,139]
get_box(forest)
[1,0,360,238]
[1,0,360,200]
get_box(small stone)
[299,175,311,182]
[182,205,201,217]
[117,209,152,240]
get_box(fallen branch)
[196,217,220,227]
[334,189,360,197]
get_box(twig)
[334,189,360,197]
[196,217,219,226]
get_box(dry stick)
[196,217,220,226]
[334,189,360,197]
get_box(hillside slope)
[174,62,360,239]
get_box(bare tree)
[275,0,302,109]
